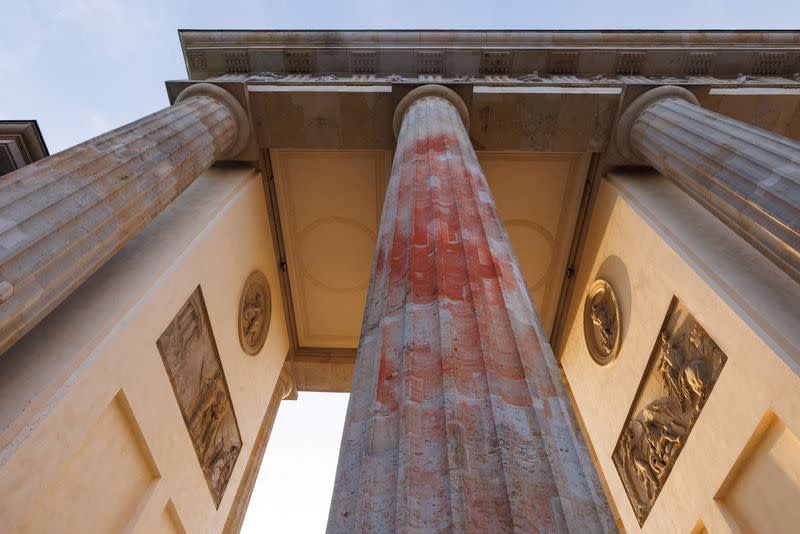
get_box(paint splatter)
[328,93,615,534]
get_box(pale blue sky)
[2,0,799,153]
[3,1,799,532]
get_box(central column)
[328,85,614,533]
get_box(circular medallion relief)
[583,279,622,365]
[238,271,271,356]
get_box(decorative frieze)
[616,51,646,75]
[180,32,800,80]
[187,52,208,72]
[613,298,727,525]
[223,51,249,74]
[481,51,512,75]
[416,50,445,74]
[349,50,377,74]
[548,51,579,74]
[237,69,799,88]
[284,50,315,73]
[157,287,242,508]
[248,72,283,81]
[684,52,716,75]
[753,51,787,75]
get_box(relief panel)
[613,298,727,526]
[157,287,241,508]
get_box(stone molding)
[0,121,49,178]
[175,82,250,159]
[179,30,800,80]
[210,72,800,87]
[392,84,469,138]
[615,85,700,161]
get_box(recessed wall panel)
[14,392,157,534]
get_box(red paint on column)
[328,90,616,533]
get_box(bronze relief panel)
[612,297,727,526]
[238,271,271,356]
[584,278,622,365]
[157,286,242,508]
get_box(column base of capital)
[615,85,699,161]
[392,84,470,138]
[175,82,250,160]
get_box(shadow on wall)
[597,254,632,348]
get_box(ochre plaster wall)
[0,168,289,533]
[560,172,800,533]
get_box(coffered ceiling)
[273,149,391,349]
[271,149,589,355]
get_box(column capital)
[392,84,470,138]
[277,362,298,400]
[175,83,250,159]
[615,85,699,161]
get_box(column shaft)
[328,87,615,533]
[622,87,800,283]
[0,84,248,355]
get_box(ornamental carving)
[187,52,208,72]
[156,287,242,507]
[583,279,621,365]
[612,298,727,525]
[238,271,271,355]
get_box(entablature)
[179,29,800,81]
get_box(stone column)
[616,85,800,283]
[0,83,249,355]
[328,85,615,533]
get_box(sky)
[240,392,350,532]
[2,1,799,532]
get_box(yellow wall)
[560,171,800,533]
[0,168,289,533]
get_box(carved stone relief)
[157,287,242,507]
[583,279,622,365]
[238,271,271,356]
[187,52,208,72]
[612,298,727,525]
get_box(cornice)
[178,30,800,81]
[179,30,800,48]
[0,121,49,177]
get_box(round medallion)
[238,271,271,356]
[583,279,622,365]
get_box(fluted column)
[616,85,800,283]
[328,85,615,533]
[0,83,249,355]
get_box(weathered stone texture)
[619,86,800,284]
[328,87,615,533]
[0,85,242,355]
